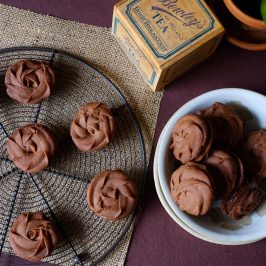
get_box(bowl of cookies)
[155,88,266,245]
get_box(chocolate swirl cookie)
[9,212,59,262]
[204,150,244,198]
[70,102,115,152]
[87,170,138,221]
[7,124,57,173]
[238,130,266,179]
[170,114,213,164]
[198,102,243,147]
[221,181,263,219]
[170,163,214,216]
[5,60,55,104]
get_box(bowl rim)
[223,0,266,30]
[226,33,266,51]
[156,88,266,244]
[208,0,266,51]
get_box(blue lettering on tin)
[125,0,215,59]
[152,12,168,33]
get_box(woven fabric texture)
[0,4,163,266]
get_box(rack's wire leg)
[34,50,56,124]
[0,158,13,164]
[34,102,42,123]
[0,172,22,255]
[0,167,17,181]
[0,123,9,138]
[28,174,84,266]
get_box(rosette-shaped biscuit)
[204,150,244,197]
[87,170,138,221]
[198,102,243,147]
[238,130,266,179]
[170,114,213,164]
[71,102,115,152]
[5,60,55,104]
[7,124,57,173]
[9,212,59,262]
[221,181,263,219]
[170,163,214,216]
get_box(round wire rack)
[0,47,146,265]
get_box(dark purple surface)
[0,1,266,266]
[0,0,117,27]
[127,42,266,266]
[0,253,52,266]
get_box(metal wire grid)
[0,47,146,265]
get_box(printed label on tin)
[113,17,156,85]
[125,0,214,59]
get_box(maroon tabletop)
[0,1,266,266]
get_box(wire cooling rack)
[0,47,146,265]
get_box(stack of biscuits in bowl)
[155,89,266,245]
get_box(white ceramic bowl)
[153,135,227,244]
[154,141,258,245]
[155,88,266,245]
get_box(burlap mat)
[0,4,163,266]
